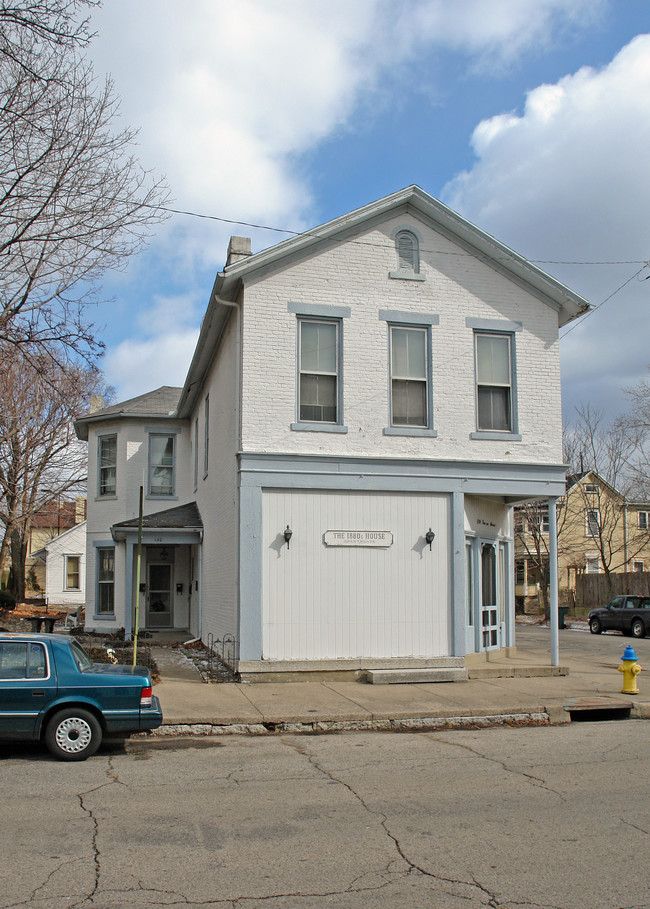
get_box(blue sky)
[87,1,650,421]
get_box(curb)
[146,712,552,737]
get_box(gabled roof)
[177,185,590,418]
[74,386,182,440]
[31,521,87,561]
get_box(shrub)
[0,590,17,611]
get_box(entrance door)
[480,542,499,650]
[147,563,172,627]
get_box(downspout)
[548,496,559,666]
[623,500,628,569]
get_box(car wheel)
[631,619,646,639]
[45,708,102,761]
[589,617,602,634]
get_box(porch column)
[548,496,559,666]
[124,541,134,639]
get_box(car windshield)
[69,639,94,671]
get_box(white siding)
[262,490,450,661]
[42,523,86,607]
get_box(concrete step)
[367,667,469,685]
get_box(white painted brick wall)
[239,213,564,465]
[190,308,240,641]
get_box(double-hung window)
[98,435,117,497]
[390,326,428,427]
[380,311,438,436]
[638,511,648,530]
[65,555,80,590]
[585,508,600,538]
[97,547,115,614]
[149,433,175,496]
[467,320,521,439]
[475,333,513,432]
[298,319,339,424]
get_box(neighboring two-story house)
[75,186,589,677]
[515,471,650,607]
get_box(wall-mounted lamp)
[176,583,183,595]
[425,528,436,550]
[283,525,293,549]
[139,583,146,593]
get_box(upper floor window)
[65,555,80,590]
[585,508,600,538]
[475,332,513,432]
[98,434,117,497]
[527,508,549,534]
[97,547,115,614]
[204,395,210,477]
[149,433,175,496]
[193,418,199,490]
[585,483,599,495]
[638,511,648,530]
[390,326,429,428]
[298,318,339,423]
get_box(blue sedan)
[0,633,163,760]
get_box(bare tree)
[514,499,569,612]
[563,405,648,580]
[620,369,650,498]
[0,0,168,361]
[0,343,108,599]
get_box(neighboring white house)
[74,186,589,677]
[31,521,86,608]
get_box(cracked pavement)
[0,722,648,909]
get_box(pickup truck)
[0,633,163,760]
[588,595,650,638]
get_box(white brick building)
[75,187,588,677]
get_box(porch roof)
[111,502,203,542]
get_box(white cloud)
[103,294,201,400]
[89,0,601,242]
[86,0,611,401]
[443,35,650,420]
[103,330,200,403]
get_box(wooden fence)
[574,573,650,611]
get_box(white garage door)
[262,489,450,661]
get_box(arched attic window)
[396,230,419,274]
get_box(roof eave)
[74,410,181,441]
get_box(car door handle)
[32,691,45,697]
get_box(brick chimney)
[226,236,252,267]
[89,395,104,413]
[75,496,86,523]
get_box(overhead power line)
[156,203,648,267]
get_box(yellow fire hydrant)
[618,645,641,695]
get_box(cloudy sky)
[87,0,649,422]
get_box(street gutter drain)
[565,697,633,723]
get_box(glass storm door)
[481,543,499,650]
[147,563,172,627]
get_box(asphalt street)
[1,720,648,909]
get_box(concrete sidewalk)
[149,626,650,735]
